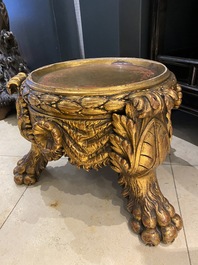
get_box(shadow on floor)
[29,162,131,227]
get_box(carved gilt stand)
[7,58,183,246]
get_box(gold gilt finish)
[7,58,183,246]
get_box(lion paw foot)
[13,150,47,185]
[128,199,183,246]
[14,172,37,185]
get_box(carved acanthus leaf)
[109,152,130,174]
[129,92,164,119]
[16,95,34,142]
[110,112,137,176]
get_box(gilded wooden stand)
[7,58,183,246]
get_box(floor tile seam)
[0,187,28,230]
[170,163,192,265]
[0,154,25,158]
[170,163,198,167]
[162,163,171,166]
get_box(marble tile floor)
[0,112,197,265]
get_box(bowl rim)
[26,57,171,96]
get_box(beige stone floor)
[0,113,197,265]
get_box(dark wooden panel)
[4,0,81,70]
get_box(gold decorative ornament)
[7,58,183,246]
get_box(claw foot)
[14,172,37,185]
[14,144,48,185]
[130,204,183,246]
[121,173,183,246]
